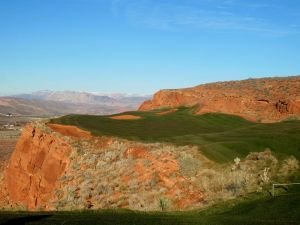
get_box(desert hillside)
[139,76,300,122]
[1,120,298,211]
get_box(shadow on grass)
[1,215,52,225]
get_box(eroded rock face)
[139,76,300,122]
[5,124,72,210]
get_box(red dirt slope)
[47,124,92,139]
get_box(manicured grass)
[50,107,300,163]
[1,188,300,225]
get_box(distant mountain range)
[0,91,151,116]
[13,90,150,106]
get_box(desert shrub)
[55,189,64,200]
[96,160,106,169]
[72,162,81,170]
[103,150,118,162]
[159,197,170,211]
[279,156,299,180]
[150,172,160,187]
[259,167,270,184]
[143,159,152,166]
[128,179,139,191]
[225,170,248,196]
[55,199,68,210]
[196,151,281,204]
[179,153,202,177]
[59,175,74,183]
[128,194,145,210]
[84,154,98,165]
[76,147,85,156]
[80,186,93,200]
[198,169,245,202]
[97,184,113,195]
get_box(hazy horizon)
[0,89,153,97]
[1,74,300,97]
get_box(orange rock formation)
[139,76,300,122]
[5,124,72,210]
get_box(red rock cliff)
[5,124,72,210]
[139,76,300,122]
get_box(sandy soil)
[110,115,141,120]
[48,124,92,139]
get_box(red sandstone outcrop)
[139,76,300,122]
[5,124,72,210]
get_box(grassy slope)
[50,107,300,163]
[1,187,300,225]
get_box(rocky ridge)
[139,76,300,122]
[4,123,72,210]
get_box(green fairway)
[50,107,300,163]
[1,187,300,225]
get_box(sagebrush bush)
[179,153,202,177]
[279,156,299,180]
[195,150,283,204]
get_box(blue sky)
[1,0,300,95]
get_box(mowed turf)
[50,107,300,163]
[1,187,300,225]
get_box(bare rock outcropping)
[5,124,72,210]
[139,76,300,122]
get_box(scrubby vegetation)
[46,129,298,212]
[52,139,204,211]
[50,107,300,163]
[1,185,300,225]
